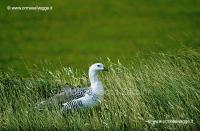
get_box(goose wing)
[63,86,91,100]
[36,85,90,110]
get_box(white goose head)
[89,63,108,72]
[89,63,108,84]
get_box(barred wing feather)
[63,87,91,100]
[36,86,90,110]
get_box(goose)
[36,63,108,111]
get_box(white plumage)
[36,63,108,111]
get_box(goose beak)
[103,67,108,72]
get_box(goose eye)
[97,65,101,67]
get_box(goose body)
[36,63,107,111]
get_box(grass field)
[0,0,200,130]
[0,51,200,130]
[0,0,200,73]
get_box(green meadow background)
[0,0,199,73]
[0,0,200,130]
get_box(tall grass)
[0,51,200,130]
